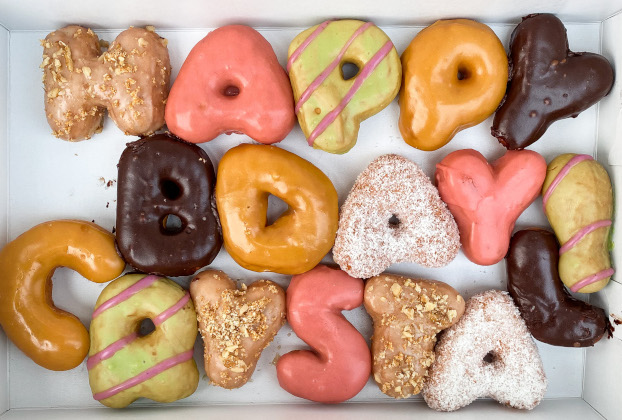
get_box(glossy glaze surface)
[215,144,338,274]
[0,220,125,371]
[507,229,611,347]
[116,134,222,276]
[399,19,507,151]
[276,265,370,403]
[435,149,546,265]
[165,25,295,144]
[492,14,614,149]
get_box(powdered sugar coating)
[423,290,547,412]
[333,154,460,278]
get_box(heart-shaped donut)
[491,13,614,150]
[423,290,547,411]
[435,149,546,265]
[333,154,460,279]
[189,270,286,389]
[165,25,295,144]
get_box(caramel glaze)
[506,229,612,347]
[492,14,614,150]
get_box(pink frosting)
[307,40,394,146]
[295,22,373,114]
[570,268,615,293]
[542,154,593,207]
[87,292,191,371]
[92,275,159,319]
[92,350,194,401]
[276,265,370,403]
[287,20,333,72]
[559,219,612,255]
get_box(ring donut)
[0,220,125,371]
[87,274,199,408]
[399,19,508,151]
[215,144,339,274]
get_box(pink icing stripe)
[560,220,612,255]
[295,22,373,114]
[542,154,593,207]
[92,275,159,319]
[87,333,138,371]
[87,292,190,371]
[92,349,194,401]
[570,268,615,293]
[307,40,394,146]
[287,20,333,72]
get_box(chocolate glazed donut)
[506,228,612,347]
[116,134,222,276]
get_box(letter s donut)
[88,274,199,408]
[0,220,125,371]
[399,19,508,151]
[288,20,401,154]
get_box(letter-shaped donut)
[165,25,295,144]
[215,144,339,274]
[88,274,199,408]
[542,154,614,293]
[287,20,401,154]
[0,220,125,371]
[399,19,508,151]
[435,149,547,265]
[276,265,371,403]
[42,25,170,141]
[116,134,222,276]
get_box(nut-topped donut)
[399,19,507,151]
[116,134,222,277]
[41,25,170,141]
[287,20,401,154]
[215,144,338,274]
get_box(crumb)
[271,353,281,365]
[612,314,622,325]
[106,202,109,208]
[111,226,116,234]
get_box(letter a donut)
[288,20,401,154]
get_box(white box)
[0,0,621,418]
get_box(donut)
[190,270,286,389]
[287,20,401,154]
[116,134,222,277]
[42,25,170,141]
[399,19,507,151]
[435,149,547,265]
[364,274,465,399]
[492,14,614,150]
[541,154,614,293]
[276,265,370,403]
[333,154,460,278]
[422,290,547,411]
[215,144,338,274]
[165,25,295,144]
[0,220,125,371]
[507,229,613,347]
[87,274,199,408]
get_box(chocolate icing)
[116,134,222,276]
[506,228,612,347]
[492,13,614,150]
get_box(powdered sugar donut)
[423,290,547,411]
[333,154,460,278]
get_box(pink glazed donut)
[165,25,295,144]
[276,265,371,403]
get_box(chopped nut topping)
[146,25,156,32]
[82,66,92,78]
[138,37,148,48]
[391,283,402,297]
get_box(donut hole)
[161,214,185,235]
[341,61,360,81]
[160,179,182,201]
[388,214,400,228]
[137,318,156,337]
[222,85,241,97]
[266,194,290,227]
[456,66,471,81]
[483,351,496,364]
